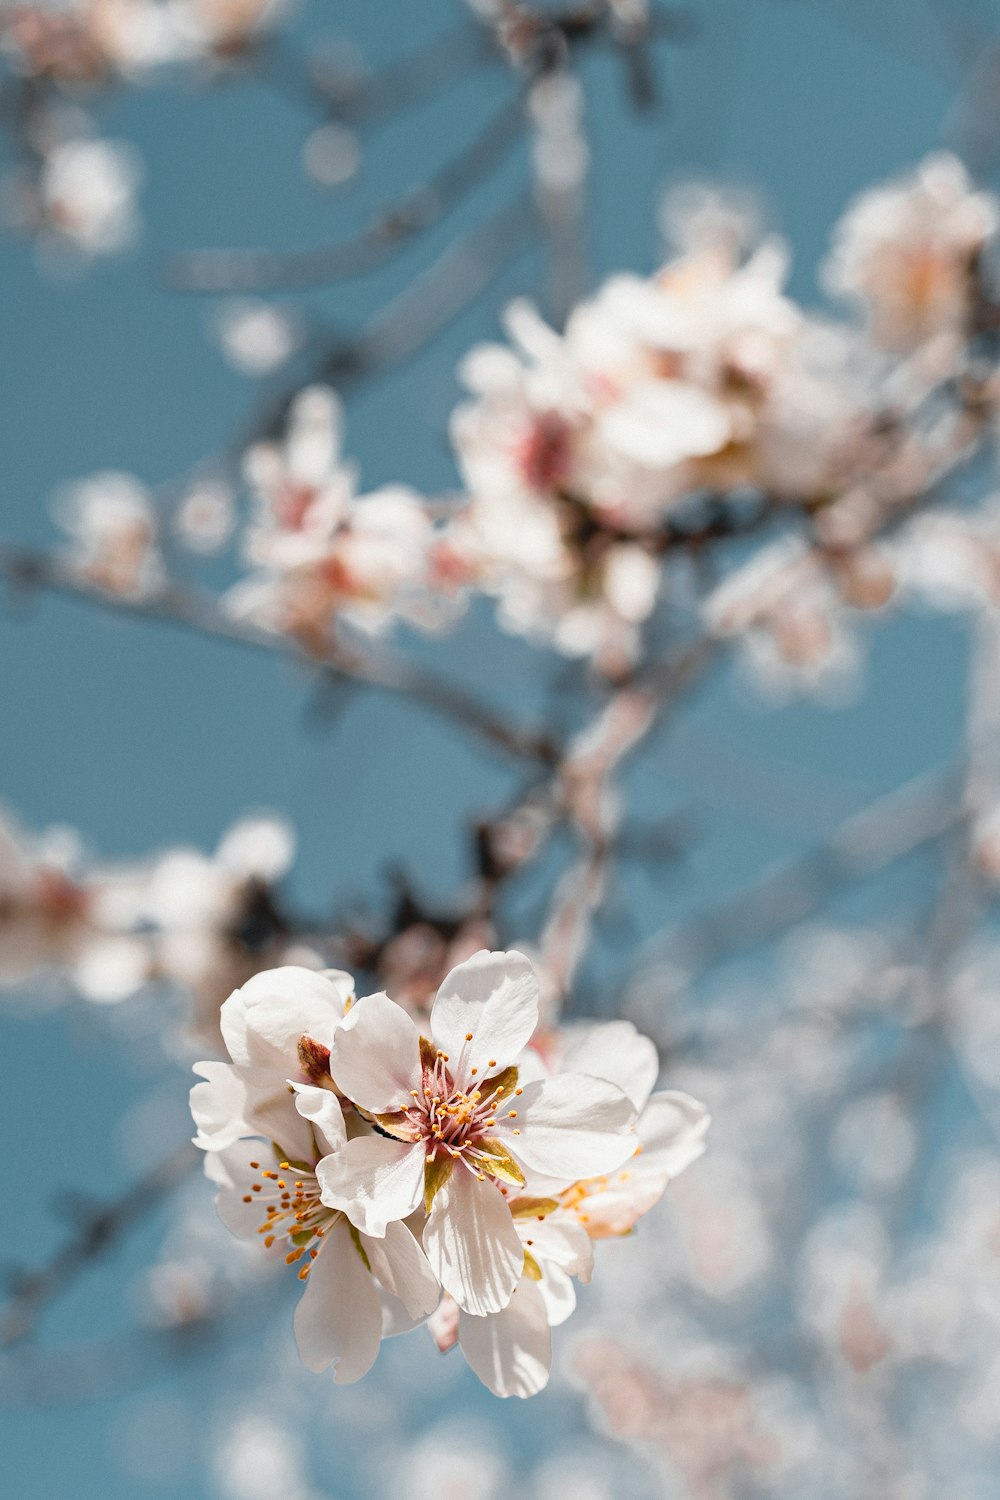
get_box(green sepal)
[482,1065,519,1101]
[510,1196,559,1220]
[522,1251,543,1281]
[419,1035,438,1072]
[349,1223,371,1272]
[424,1153,455,1213]
[472,1138,526,1189]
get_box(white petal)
[327,991,421,1112]
[190,1061,250,1151]
[430,949,539,1081]
[505,1073,637,1179]
[459,1278,551,1397]
[529,1215,594,1282]
[204,1141,273,1243]
[220,966,351,1069]
[363,1220,440,1320]
[293,1084,347,1156]
[557,1019,659,1110]
[537,1262,576,1327]
[423,1167,524,1316]
[600,380,730,466]
[639,1090,710,1178]
[293,1218,383,1383]
[316,1135,424,1236]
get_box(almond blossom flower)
[543,1020,710,1239]
[0,808,152,1001]
[189,963,356,1154]
[317,950,638,1316]
[144,814,300,1048]
[193,966,439,1382]
[228,386,440,648]
[193,966,440,1377]
[823,153,998,353]
[37,133,142,256]
[54,470,161,598]
[425,1021,708,1397]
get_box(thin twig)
[1,1143,197,1347]
[0,542,559,764]
[165,88,528,293]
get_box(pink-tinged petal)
[558,1020,659,1111]
[293,1084,347,1157]
[316,1135,424,1236]
[190,1062,250,1151]
[639,1090,710,1178]
[430,950,539,1081]
[459,1278,551,1397]
[427,1295,460,1353]
[537,1262,576,1327]
[423,1168,523,1316]
[504,1073,637,1179]
[220,966,353,1068]
[293,1218,382,1383]
[363,1220,439,1320]
[327,991,421,1112]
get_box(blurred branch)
[164,88,528,293]
[245,189,537,442]
[632,762,967,989]
[0,1143,197,1348]
[0,541,560,764]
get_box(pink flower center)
[401,1044,522,1169]
[515,413,572,492]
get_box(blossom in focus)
[54,470,161,597]
[823,152,999,352]
[436,1018,710,1398]
[317,950,638,1318]
[192,966,439,1382]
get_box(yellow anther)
[465,1032,473,1041]
[488,1059,497,1067]
[285,1249,304,1264]
[508,1111,518,1118]
[514,1088,523,1096]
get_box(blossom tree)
[3,1,1000,1497]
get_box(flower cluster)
[442,225,861,669]
[225,387,450,650]
[190,950,708,1395]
